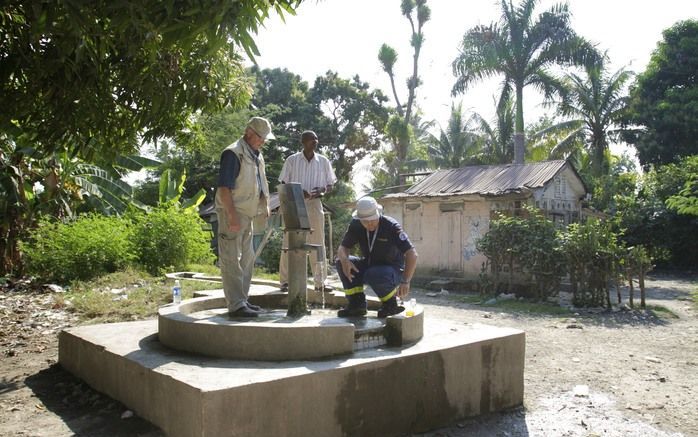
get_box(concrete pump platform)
[158,295,425,360]
[59,318,524,437]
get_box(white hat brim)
[352,204,383,221]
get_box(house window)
[551,213,566,229]
[439,202,463,212]
[554,178,562,199]
[403,203,422,241]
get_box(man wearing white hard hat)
[215,117,274,318]
[335,196,418,318]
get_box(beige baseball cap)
[247,117,276,140]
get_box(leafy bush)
[614,155,698,269]
[129,206,214,275]
[257,228,282,273]
[22,214,133,283]
[477,208,565,300]
[561,219,625,307]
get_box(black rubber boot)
[377,297,405,318]
[337,293,367,317]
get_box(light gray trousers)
[216,210,254,312]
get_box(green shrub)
[22,214,133,283]
[129,206,214,275]
[562,219,625,307]
[477,208,565,300]
[257,228,282,273]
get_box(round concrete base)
[158,292,424,361]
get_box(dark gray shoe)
[246,302,262,312]
[337,306,367,317]
[377,304,405,318]
[229,306,259,318]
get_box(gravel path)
[0,273,695,437]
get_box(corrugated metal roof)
[386,160,571,198]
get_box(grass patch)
[693,287,698,310]
[252,267,280,282]
[646,304,679,319]
[451,294,484,304]
[186,263,222,276]
[487,299,572,315]
[64,267,171,323]
[178,263,279,283]
[59,265,280,323]
[448,293,572,315]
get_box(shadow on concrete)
[128,333,396,374]
[24,364,163,437]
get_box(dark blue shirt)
[217,150,240,189]
[217,142,261,189]
[341,215,414,269]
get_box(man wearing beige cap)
[215,117,274,317]
[335,196,418,318]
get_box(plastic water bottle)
[172,280,182,304]
[405,298,417,317]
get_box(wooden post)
[639,267,646,309]
[627,269,634,309]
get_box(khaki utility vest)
[215,139,269,218]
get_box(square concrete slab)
[59,319,524,437]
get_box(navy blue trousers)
[335,256,400,304]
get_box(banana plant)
[158,168,206,214]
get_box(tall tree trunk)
[387,72,403,117]
[514,83,525,164]
[592,135,607,177]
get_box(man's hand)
[310,187,325,199]
[398,282,410,299]
[340,258,359,281]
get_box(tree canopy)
[146,67,389,203]
[624,19,698,167]
[555,62,632,177]
[1,0,302,160]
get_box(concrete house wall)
[381,165,587,278]
[383,196,492,279]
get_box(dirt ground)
[0,273,695,437]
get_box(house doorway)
[438,204,463,273]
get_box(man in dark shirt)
[335,197,418,318]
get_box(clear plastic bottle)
[405,298,417,317]
[172,279,182,304]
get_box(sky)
[248,0,697,189]
[252,0,698,124]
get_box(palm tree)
[555,62,632,177]
[428,103,482,168]
[452,0,598,164]
[378,0,431,184]
[470,96,516,164]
